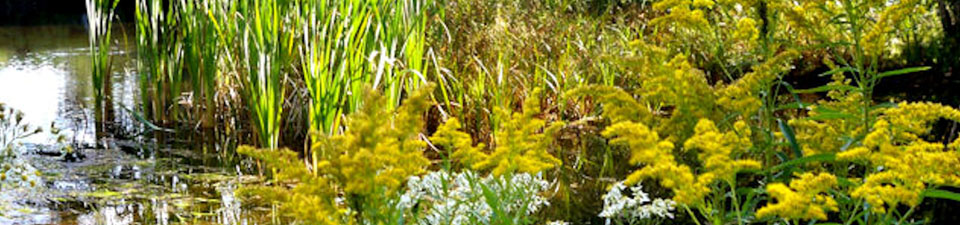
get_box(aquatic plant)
[0,103,44,191]
[240,0,287,149]
[299,0,434,138]
[0,103,42,162]
[298,0,372,136]
[85,0,120,134]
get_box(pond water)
[0,26,268,224]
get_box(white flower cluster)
[399,170,552,225]
[598,182,675,224]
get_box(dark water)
[0,25,267,225]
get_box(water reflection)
[0,25,264,224]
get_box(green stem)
[897,204,919,225]
[684,205,703,225]
[844,199,863,225]
[729,180,743,225]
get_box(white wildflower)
[599,182,676,224]
[398,170,553,224]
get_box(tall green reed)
[299,0,366,136]
[179,0,221,127]
[241,0,286,149]
[299,0,433,136]
[135,0,187,124]
[130,0,438,149]
[85,0,120,135]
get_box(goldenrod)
[603,121,709,205]
[717,50,799,117]
[683,119,760,183]
[438,89,563,176]
[838,102,960,213]
[756,173,839,220]
[431,117,487,167]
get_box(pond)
[0,25,268,225]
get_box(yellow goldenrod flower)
[603,121,710,206]
[322,87,433,195]
[563,85,653,124]
[860,0,922,57]
[684,119,760,183]
[717,50,799,117]
[651,1,711,28]
[431,118,487,167]
[841,102,960,213]
[638,54,717,139]
[756,173,839,220]
[733,17,759,44]
[469,89,564,176]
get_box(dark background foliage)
[0,0,135,26]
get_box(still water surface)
[0,25,266,225]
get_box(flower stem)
[684,205,703,225]
[897,204,918,225]
[729,180,743,225]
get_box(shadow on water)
[0,25,270,224]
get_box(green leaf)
[778,119,803,158]
[775,102,810,111]
[876,66,931,79]
[922,189,960,202]
[793,84,858,94]
[766,154,837,173]
[805,111,857,121]
[817,66,856,77]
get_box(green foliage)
[240,0,287,149]
[239,85,435,223]
[299,0,435,137]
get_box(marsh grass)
[86,0,120,136]
[131,0,437,149]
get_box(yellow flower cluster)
[756,173,839,220]
[562,85,653,125]
[639,54,717,140]
[732,18,759,45]
[838,102,960,213]
[430,117,487,167]
[651,0,713,29]
[237,146,341,224]
[717,50,799,117]
[788,117,844,155]
[601,121,709,205]
[860,0,922,57]
[683,119,761,183]
[318,86,433,196]
[437,89,563,176]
